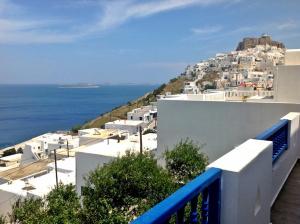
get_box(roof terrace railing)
[131,168,222,224]
[255,119,289,163]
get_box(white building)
[20,133,79,157]
[41,133,79,153]
[127,105,157,123]
[160,91,226,102]
[75,133,157,195]
[183,81,200,94]
[0,154,22,171]
[0,157,75,216]
[104,120,145,134]
[21,141,45,165]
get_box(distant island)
[59,83,100,88]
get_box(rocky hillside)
[236,34,285,51]
[78,76,186,130]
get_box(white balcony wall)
[157,100,300,163]
[205,112,300,224]
[208,139,273,224]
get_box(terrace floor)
[271,160,300,224]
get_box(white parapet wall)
[271,112,300,205]
[157,100,300,163]
[208,139,273,224]
[205,112,300,224]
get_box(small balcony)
[132,112,300,224]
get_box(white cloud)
[0,0,237,44]
[0,17,84,44]
[277,20,298,30]
[191,26,222,35]
[97,0,234,30]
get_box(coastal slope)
[81,77,185,129]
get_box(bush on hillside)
[165,139,208,185]
[71,124,82,134]
[3,148,17,157]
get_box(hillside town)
[0,35,300,223]
[183,34,285,94]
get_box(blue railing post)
[190,195,199,224]
[201,188,209,224]
[131,168,222,224]
[208,179,221,224]
[176,207,185,224]
[255,119,289,163]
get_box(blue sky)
[0,0,300,84]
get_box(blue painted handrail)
[132,168,222,224]
[255,119,289,163]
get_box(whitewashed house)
[0,157,75,216]
[104,120,145,134]
[127,105,157,123]
[75,133,157,195]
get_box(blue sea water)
[0,84,158,149]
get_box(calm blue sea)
[0,84,157,149]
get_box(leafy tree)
[45,184,81,224]
[165,139,208,185]
[11,197,45,224]
[11,184,81,224]
[82,152,176,223]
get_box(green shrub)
[3,148,17,157]
[71,124,82,133]
[143,129,157,135]
[82,152,176,222]
[165,139,208,185]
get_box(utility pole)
[67,139,69,157]
[139,126,143,154]
[54,148,58,189]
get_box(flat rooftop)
[0,158,53,181]
[0,170,75,198]
[77,133,157,157]
[47,157,75,173]
[0,153,22,162]
[79,128,120,139]
[105,119,144,126]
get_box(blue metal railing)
[132,168,222,224]
[255,119,289,163]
